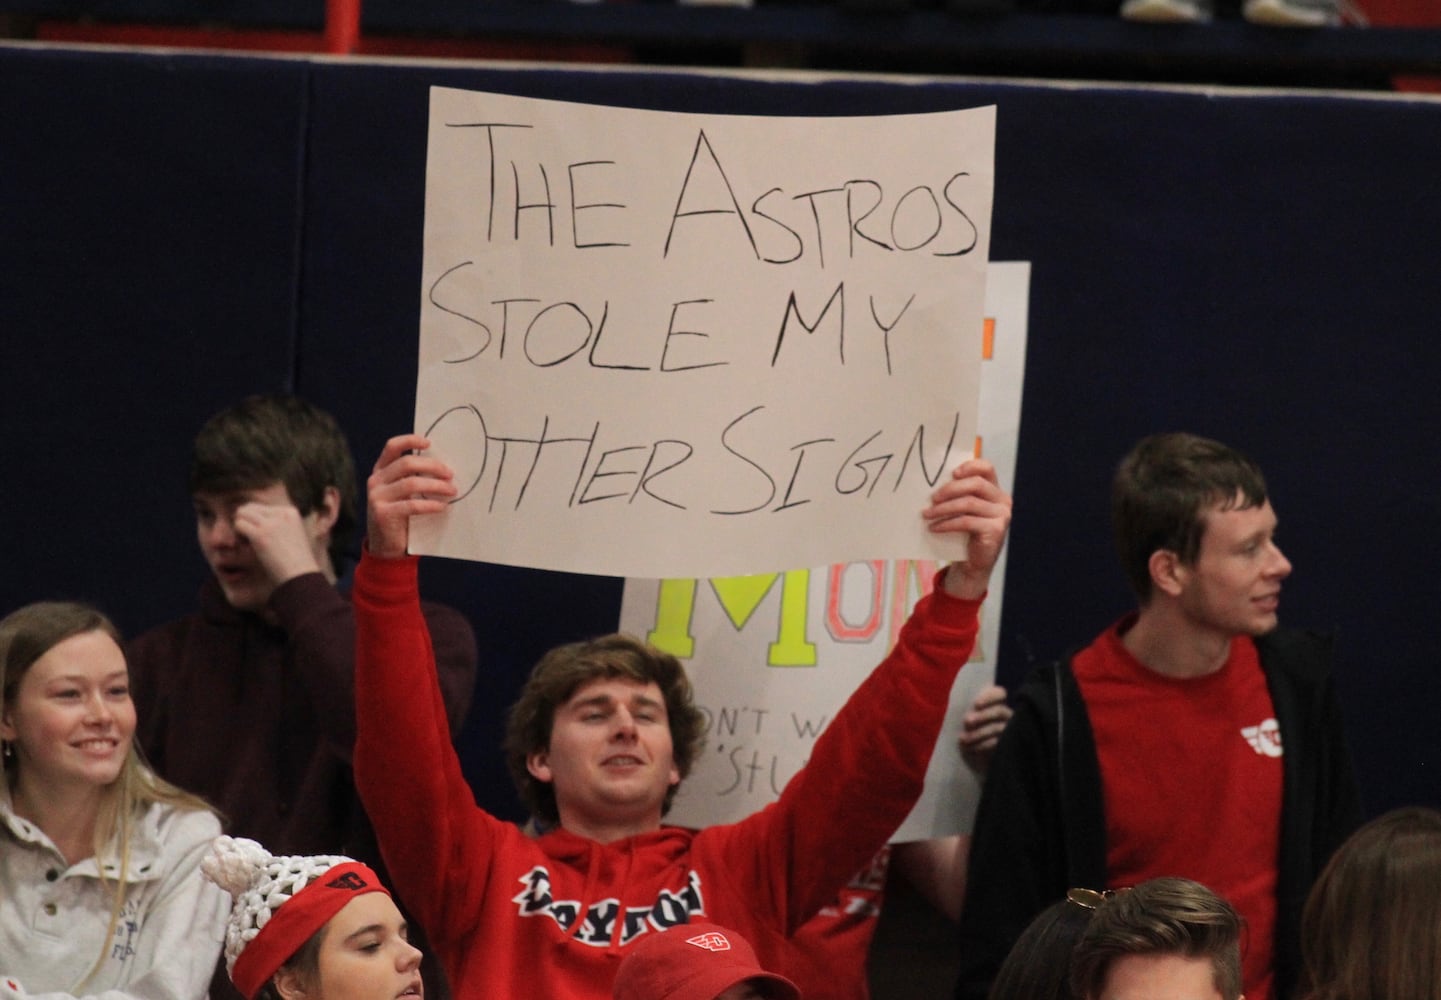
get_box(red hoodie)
[353,552,979,999]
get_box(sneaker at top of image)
[1119,0,1214,23]
[1242,0,1341,25]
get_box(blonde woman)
[0,601,227,1000]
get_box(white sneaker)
[1119,0,1213,23]
[1242,0,1340,26]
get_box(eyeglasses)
[1066,887,1129,910]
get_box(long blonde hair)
[0,601,218,990]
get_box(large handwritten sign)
[410,87,996,579]
[619,262,1029,838]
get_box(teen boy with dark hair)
[128,395,478,857]
[955,432,1360,1000]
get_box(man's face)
[193,480,298,612]
[1174,498,1291,639]
[1095,953,1227,1000]
[528,677,680,839]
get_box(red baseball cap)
[613,925,801,1000]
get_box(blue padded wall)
[3,44,1438,822]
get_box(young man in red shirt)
[954,432,1360,1000]
[355,432,1013,1000]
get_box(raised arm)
[365,434,458,558]
[352,435,496,938]
[925,459,1013,602]
[703,459,1012,933]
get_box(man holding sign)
[353,432,1011,999]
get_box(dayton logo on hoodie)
[512,866,706,946]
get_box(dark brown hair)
[259,922,326,1000]
[503,633,706,825]
[1112,432,1269,602]
[989,898,1095,1000]
[1299,806,1441,1000]
[189,394,358,569]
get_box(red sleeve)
[697,579,982,934]
[351,550,497,945]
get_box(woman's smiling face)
[1,628,135,794]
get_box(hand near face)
[366,434,458,559]
[922,458,1013,601]
[195,481,337,613]
[234,497,327,586]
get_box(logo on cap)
[326,872,370,891]
[685,931,733,953]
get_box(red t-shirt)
[1073,619,1283,1000]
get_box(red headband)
[231,861,390,1000]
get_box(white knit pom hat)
[201,835,390,1000]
